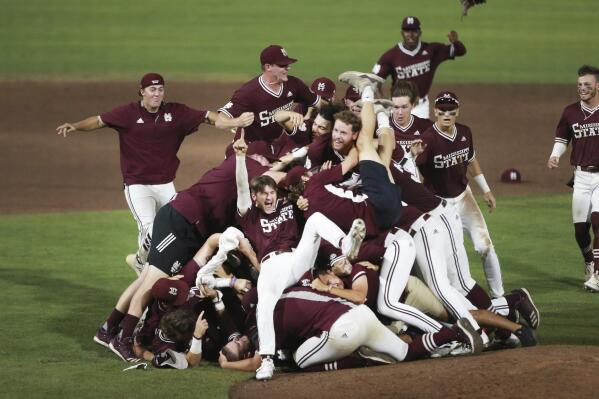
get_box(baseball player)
[372,16,467,118]
[547,65,599,291]
[55,73,244,274]
[217,44,323,155]
[415,91,505,298]
[295,76,336,117]
[233,131,367,380]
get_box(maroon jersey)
[218,76,319,144]
[237,199,298,260]
[391,115,433,163]
[303,165,382,238]
[271,120,313,159]
[555,101,599,167]
[170,156,268,237]
[274,286,353,350]
[340,264,379,312]
[373,41,466,98]
[100,102,207,185]
[391,164,441,212]
[416,123,475,198]
[305,133,343,169]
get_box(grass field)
[1,195,598,398]
[1,0,596,83]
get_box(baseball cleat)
[93,325,116,349]
[430,341,461,358]
[125,254,144,276]
[338,71,384,94]
[109,337,140,363]
[357,346,396,364]
[513,288,540,329]
[255,357,275,381]
[454,318,483,356]
[584,271,599,292]
[356,99,394,117]
[585,261,594,280]
[514,326,537,347]
[341,219,366,261]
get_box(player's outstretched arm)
[234,130,252,216]
[56,115,104,137]
[215,112,254,130]
[274,110,303,133]
[187,311,208,367]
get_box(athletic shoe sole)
[456,318,483,356]
[517,287,540,329]
[338,71,385,92]
[109,341,139,363]
[93,335,111,349]
[344,219,366,260]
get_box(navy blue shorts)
[359,160,402,229]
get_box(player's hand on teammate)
[310,278,330,293]
[233,129,248,156]
[357,261,380,272]
[483,191,497,213]
[233,278,252,294]
[56,123,77,137]
[320,160,333,171]
[447,30,459,44]
[194,311,209,338]
[238,238,260,270]
[296,195,309,211]
[287,111,304,128]
[235,112,255,128]
[547,156,560,169]
[410,139,427,156]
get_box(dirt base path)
[0,81,575,214]
[231,346,599,399]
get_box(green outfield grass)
[1,0,596,83]
[0,194,598,398]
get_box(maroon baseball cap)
[140,73,165,89]
[434,91,460,110]
[311,77,336,101]
[151,278,189,306]
[260,45,297,66]
[279,165,308,189]
[501,168,522,183]
[401,16,421,31]
[344,86,361,102]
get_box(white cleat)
[255,357,275,381]
[125,254,144,276]
[338,71,384,94]
[342,219,366,261]
[584,271,599,292]
[356,99,394,117]
[455,318,483,356]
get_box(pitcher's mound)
[231,346,599,399]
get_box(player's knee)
[474,236,493,258]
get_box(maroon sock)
[302,356,368,372]
[105,308,125,333]
[591,213,599,272]
[405,328,457,360]
[495,328,512,340]
[120,314,140,341]
[574,222,593,263]
[465,283,492,309]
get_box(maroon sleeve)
[307,133,332,166]
[177,104,207,136]
[218,88,251,119]
[555,107,572,144]
[290,77,319,107]
[180,259,201,286]
[100,104,131,129]
[374,49,393,79]
[430,41,466,66]
[466,127,476,163]
[313,165,344,185]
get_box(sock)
[591,213,599,272]
[120,314,140,341]
[404,328,456,360]
[361,86,374,102]
[574,222,593,263]
[302,357,367,372]
[105,308,125,333]
[377,112,390,129]
[465,283,492,309]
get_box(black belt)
[261,250,291,263]
[409,214,431,237]
[578,166,599,173]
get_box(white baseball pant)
[377,229,444,333]
[410,214,480,330]
[445,186,505,298]
[124,182,176,248]
[572,169,599,223]
[256,212,347,356]
[294,304,409,369]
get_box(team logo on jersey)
[168,287,178,296]
[136,118,144,124]
[164,113,172,122]
[170,260,182,274]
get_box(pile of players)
[59,21,542,379]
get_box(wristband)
[190,337,202,355]
[376,112,390,130]
[230,276,237,288]
[292,147,308,159]
[473,174,491,193]
[550,142,567,158]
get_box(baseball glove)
[460,0,486,17]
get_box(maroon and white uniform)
[100,101,207,246]
[303,166,444,333]
[219,75,319,145]
[271,119,314,159]
[554,101,599,223]
[340,264,380,312]
[417,123,504,297]
[372,41,466,118]
[391,115,433,178]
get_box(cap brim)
[435,103,459,111]
[277,58,297,66]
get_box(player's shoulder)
[455,122,473,135]
[286,75,307,87]
[562,101,582,115]
[414,115,434,128]
[234,76,261,95]
[379,44,400,59]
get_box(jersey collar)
[259,75,284,98]
[392,115,414,132]
[433,123,457,142]
[581,101,599,116]
[398,41,422,57]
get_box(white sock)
[361,85,374,102]
[377,112,390,129]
